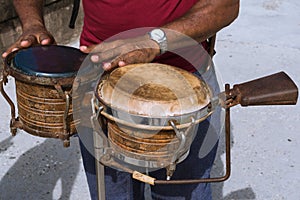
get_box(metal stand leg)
[95,148,106,200]
[0,71,19,136]
[91,99,106,200]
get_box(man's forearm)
[163,0,240,48]
[13,0,45,30]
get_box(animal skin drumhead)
[97,63,212,118]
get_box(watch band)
[148,28,168,55]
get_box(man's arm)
[13,0,44,30]
[2,0,55,58]
[163,0,240,50]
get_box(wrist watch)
[148,28,168,55]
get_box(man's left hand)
[79,35,160,71]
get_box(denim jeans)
[78,64,221,200]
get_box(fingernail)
[91,55,99,62]
[20,40,28,46]
[103,62,111,70]
[118,61,126,67]
[2,52,7,58]
[41,39,50,45]
[80,46,87,51]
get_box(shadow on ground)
[0,136,81,200]
[211,125,256,200]
[0,125,257,200]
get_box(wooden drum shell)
[15,80,76,138]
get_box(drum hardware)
[1,51,23,136]
[90,63,298,187]
[91,99,204,169]
[0,45,86,147]
[91,99,198,176]
[63,91,72,146]
[166,119,196,180]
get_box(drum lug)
[166,163,176,181]
[54,83,67,100]
[62,92,71,147]
[51,91,73,148]
[167,118,196,180]
[91,96,109,148]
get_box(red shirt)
[80,0,208,72]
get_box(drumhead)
[12,45,86,78]
[97,63,212,118]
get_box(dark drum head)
[13,45,86,78]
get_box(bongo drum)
[85,59,300,188]
[90,61,298,184]
[93,63,214,173]
[0,45,86,147]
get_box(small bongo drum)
[93,63,214,174]
[0,45,86,147]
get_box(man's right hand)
[2,24,56,58]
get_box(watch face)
[151,29,165,40]
[149,28,167,54]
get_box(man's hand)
[2,24,55,58]
[80,35,160,71]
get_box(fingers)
[80,44,114,64]
[19,33,52,48]
[2,33,55,58]
[39,33,55,45]
[81,38,143,62]
[107,49,155,70]
[79,36,159,71]
[1,35,34,58]
[20,35,38,47]
[2,45,20,58]
[94,47,157,71]
[80,44,123,64]
[1,52,9,58]
[109,51,140,68]
[101,60,126,71]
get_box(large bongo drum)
[0,45,86,147]
[91,62,298,183]
[92,63,215,175]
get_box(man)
[2,0,239,199]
